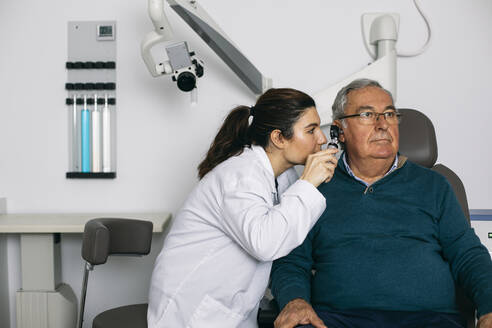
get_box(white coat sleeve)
[276,167,299,195]
[219,177,326,262]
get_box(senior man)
[270,79,492,328]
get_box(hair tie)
[250,106,256,117]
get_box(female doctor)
[147,88,338,328]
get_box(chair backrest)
[398,108,474,327]
[398,108,470,221]
[432,164,470,222]
[77,218,153,328]
[82,218,153,265]
[398,108,438,168]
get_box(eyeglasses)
[338,110,402,125]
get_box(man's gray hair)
[332,78,394,121]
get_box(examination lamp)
[141,0,272,100]
[166,41,203,92]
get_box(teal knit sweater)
[271,156,492,317]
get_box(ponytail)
[198,106,252,179]
[198,88,315,179]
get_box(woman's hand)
[300,148,339,187]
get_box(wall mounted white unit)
[66,21,117,179]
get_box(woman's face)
[283,107,327,165]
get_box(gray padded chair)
[258,108,476,328]
[398,108,470,220]
[398,108,475,328]
[77,218,153,328]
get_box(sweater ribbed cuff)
[275,284,311,311]
[477,299,492,318]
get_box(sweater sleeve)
[270,228,315,310]
[438,180,492,318]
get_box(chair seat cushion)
[93,303,148,328]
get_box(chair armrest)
[257,297,280,328]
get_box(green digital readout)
[99,25,113,37]
[96,24,115,41]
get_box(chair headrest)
[398,108,438,168]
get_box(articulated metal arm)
[314,13,399,125]
[141,0,271,95]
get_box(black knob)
[176,72,196,92]
[195,64,204,78]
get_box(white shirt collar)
[343,152,399,186]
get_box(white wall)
[1,0,491,327]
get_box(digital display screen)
[98,25,113,37]
[97,24,115,41]
[488,232,492,239]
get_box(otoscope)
[327,125,340,149]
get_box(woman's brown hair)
[197,88,315,179]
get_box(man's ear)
[333,120,345,143]
[269,129,286,149]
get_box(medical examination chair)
[77,218,153,328]
[257,108,476,328]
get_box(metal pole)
[76,262,93,328]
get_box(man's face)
[337,86,399,161]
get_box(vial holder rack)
[65,61,116,179]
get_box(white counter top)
[0,212,172,233]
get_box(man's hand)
[274,298,326,328]
[478,313,492,328]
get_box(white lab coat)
[147,145,326,328]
